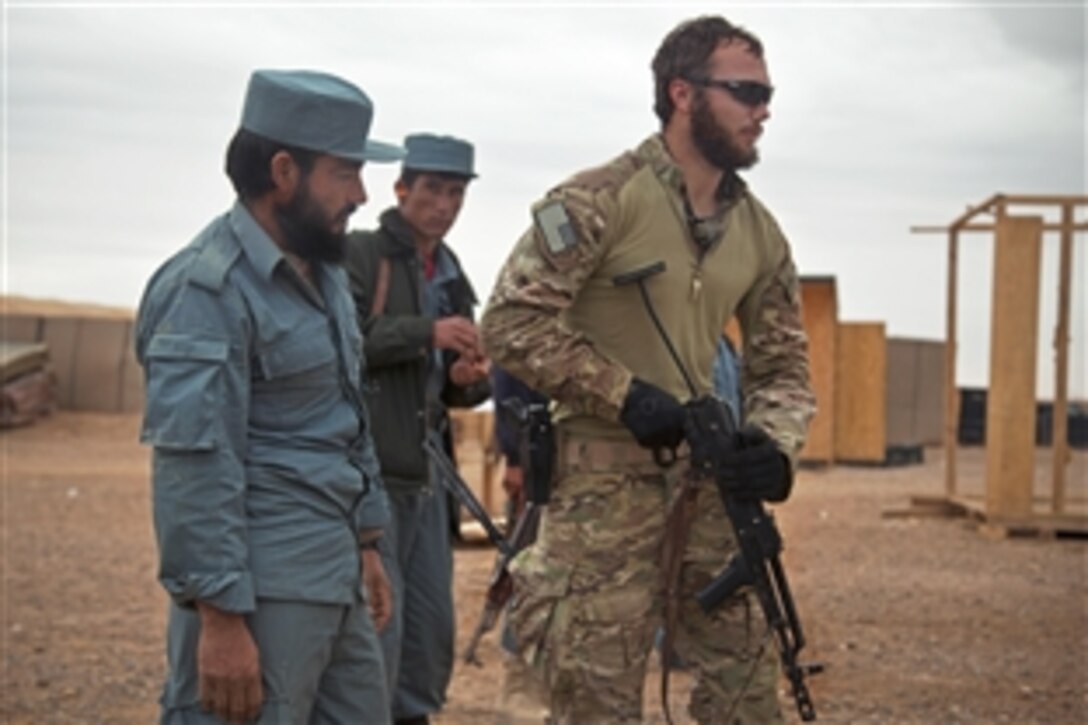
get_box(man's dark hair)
[225,129,320,201]
[397,168,473,188]
[651,15,765,126]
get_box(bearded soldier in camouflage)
[480,15,816,724]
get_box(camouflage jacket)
[480,134,815,459]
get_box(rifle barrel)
[423,434,512,556]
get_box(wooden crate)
[798,276,838,464]
[834,322,887,463]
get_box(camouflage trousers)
[505,437,783,724]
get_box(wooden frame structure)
[912,194,1086,532]
[798,276,838,464]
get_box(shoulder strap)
[369,257,392,317]
[187,232,241,293]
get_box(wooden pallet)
[884,494,1088,539]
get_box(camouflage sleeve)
[736,241,816,462]
[480,186,633,421]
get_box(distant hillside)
[1,295,134,320]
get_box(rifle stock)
[462,500,542,665]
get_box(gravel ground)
[2,412,1085,723]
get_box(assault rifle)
[462,398,554,666]
[613,261,821,722]
[685,394,822,721]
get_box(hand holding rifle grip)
[612,262,820,722]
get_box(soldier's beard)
[275,183,353,264]
[690,91,759,172]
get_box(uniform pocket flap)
[146,334,229,362]
[258,332,336,380]
[507,549,573,665]
[141,334,230,451]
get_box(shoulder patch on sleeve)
[533,200,580,255]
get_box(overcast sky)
[4,1,1085,396]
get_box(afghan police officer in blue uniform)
[344,133,490,725]
[136,69,403,724]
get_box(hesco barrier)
[2,301,141,414]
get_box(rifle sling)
[369,257,392,317]
[659,473,700,725]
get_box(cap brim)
[403,163,478,180]
[363,139,406,163]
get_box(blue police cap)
[241,69,403,163]
[403,133,477,178]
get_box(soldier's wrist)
[359,527,383,550]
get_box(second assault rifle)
[461,397,554,666]
[614,261,821,722]
[423,430,512,558]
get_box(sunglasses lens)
[691,77,774,107]
[735,82,772,107]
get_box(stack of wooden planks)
[1,341,56,427]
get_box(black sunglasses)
[688,77,774,108]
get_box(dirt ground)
[2,412,1085,724]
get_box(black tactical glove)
[619,377,686,450]
[717,425,793,502]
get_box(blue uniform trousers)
[378,485,455,720]
[160,598,389,724]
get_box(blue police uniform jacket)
[135,201,390,613]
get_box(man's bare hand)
[502,464,524,501]
[433,316,480,357]
[449,355,490,386]
[361,549,392,633]
[195,603,263,723]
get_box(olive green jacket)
[344,208,490,493]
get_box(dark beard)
[690,90,759,172]
[275,184,353,264]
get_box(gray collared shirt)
[135,201,389,613]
